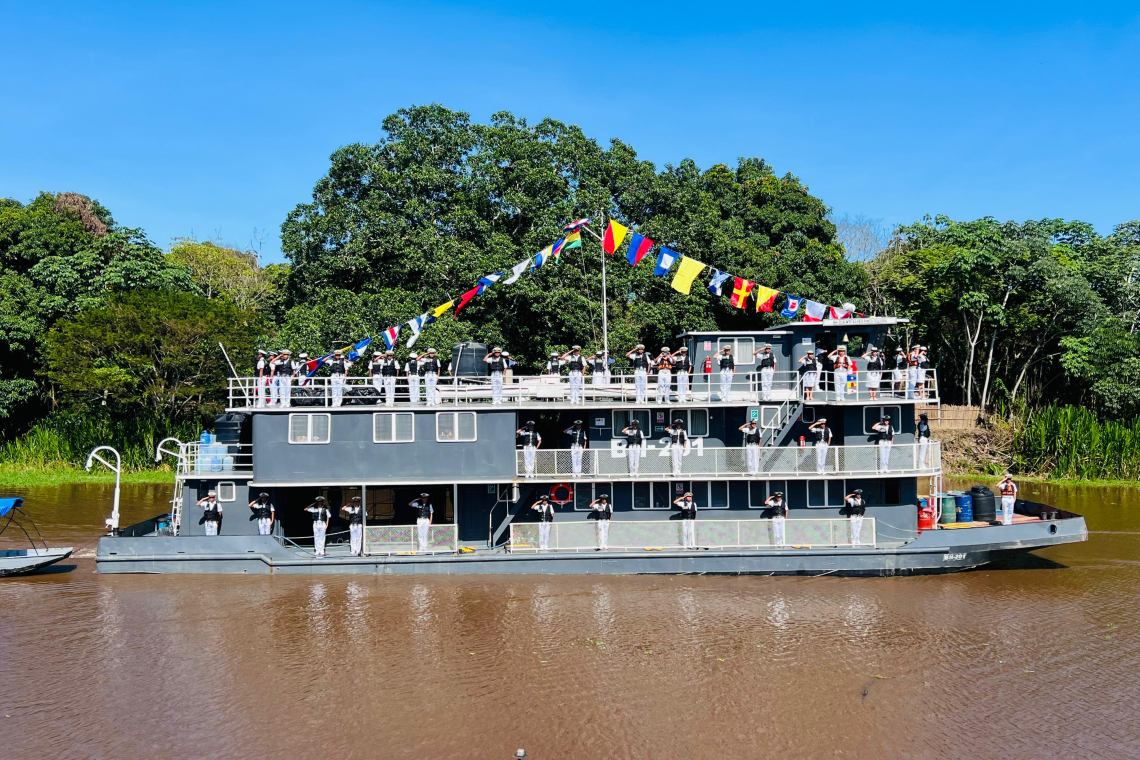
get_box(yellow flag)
[603,220,629,254]
[671,256,706,294]
[433,300,455,318]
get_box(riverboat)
[96,316,1087,575]
[0,498,74,576]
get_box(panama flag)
[803,300,828,322]
[654,246,678,276]
[780,294,803,319]
[381,325,401,350]
[346,337,372,361]
[563,218,591,233]
[829,305,852,319]
[707,269,731,296]
[627,233,654,266]
[602,220,629,254]
[405,312,436,348]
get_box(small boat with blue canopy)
[0,497,74,576]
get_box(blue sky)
[2,1,1137,262]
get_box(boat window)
[760,406,781,429]
[373,413,415,443]
[612,409,650,437]
[801,407,816,423]
[807,479,847,508]
[710,481,730,509]
[289,413,331,444]
[717,337,756,365]
[574,482,615,511]
[885,479,901,504]
[863,406,902,434]
[436,412,477,442]
[627,481,674,509]
[669,408,709,437]
[217,482,236,502]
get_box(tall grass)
[0,414,201,472]
[1013,405,1140,481]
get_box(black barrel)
[213,413,247,444]
[970,485,997,522]
[450,342,489,376]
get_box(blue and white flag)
[532,242,554,271]
[707,269,731,296]
[346,337,372,361]
[654,246,678,276]
[780,294,803,319]
[405,312,436,348]
[502,258,530,285]
[476,272,504,294]
[381,325,401,350]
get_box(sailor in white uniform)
[829,345,851,402]
[998,474,1018,526]
[717,346,735,401]
[863,346,884,401]
[621,420,645,476]
[198,490,222,536]
[671,346,692,402]
[809,418,832,474]
[531,495,555,551]
[917,412,932,468]
[268,349,285,406]
[799,349,818,401]
[765,491,787,547]
[304,496,331,556]
[845,489,867,546]
[248,492,274,535]
[562,346,586,405]
[871,415,894,471]
[278,349,295,407]
[421,348,442,406]
[626,344,650,404]
[564,420,589,477]
[255,349,268,407]
[340,496,365,556]
[654,347,673,404]
[404,352,421,405]
[410,494,434,552]
[589,351,610,386]
[378,350,399,407]
[483,347,508,405]
[328,349,351,407]
[589,493,613,550]
[369,350,385,401]
[517,421,541,478]
[739,420,762,475]
[667,419,688,477]
[753,344,776,401]
[674,491,697,549]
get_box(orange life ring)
[549,483,574,506]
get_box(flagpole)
[597,213,609,357]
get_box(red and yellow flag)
[730,277,754,308]
[602,220,629,254]
[754,285,779,312]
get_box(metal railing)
[509,517,877,552]
[178,442,253,475]
[516,441,941,479]
[803,369,940,404]
[364,524,458,555]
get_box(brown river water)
[2,479,1139,760]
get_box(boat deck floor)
[939,514,1041,529]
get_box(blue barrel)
[955,493,974,522]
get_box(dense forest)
[2,105,1138,475]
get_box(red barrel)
[917,498,937,533]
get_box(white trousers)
[878,440,892,471]
[417,517,431,551]
[591,371,607,386]
[350,523,363,555]
[491,371,504,404]
[568,371,583,404]
[279,377,292,406]
[425,372,439,405]
[746,443,760,475]
[671,443,684,476]
[816,442,829,473]
[1002,495,1015,525]
[331,375,345,407]
[867,372,882,396]
[271,376,284,406]
[538,521,551,550]
[682,519,696,548]
[313,522,327,555]
[372,376,383,397]
[383,376,395,406]
[919,438,930,468]
[256,378,267,407]
[523,445,537,477]
[627,445,642,475]
[850,515,864,545]
[907,367,919,398]
[656,369,671,403]
[772,515,786,547]
[204,520,218,536]
[408,374,420,405]
[634,369,648,403]
[676,371,689,402]
[719,370,733,401]
[596,518,610,549]
[571,444,584,476]
[834,369,847,400]
[760,368,774,401]
[257,517,272,535]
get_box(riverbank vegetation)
[2,104,1138,483]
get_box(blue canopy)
[0,498,23,517]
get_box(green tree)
[168,238,278,311]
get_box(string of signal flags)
[303,217,857,376]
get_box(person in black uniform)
[667,419,689,476]
[917,412,932,468]
[764,491,787,546]
[410,493,434,552]
[563,420,589,477]
[517,421,542,478]
[674,491,698,548]
[621,419,645,476]
[562,346,587,405]
[588,493,613,550]
[340,496,364,555]
[248,492,275,535]
[304,496,332,556]
[531,494,555,551]
[845,488,867,545]
[863,346,884,400]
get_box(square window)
[217,482,236,502]
[717,338,756,365]
[760,406,781,429]
[807,479,846,508]
[436,412,477,442]
[373,413,415,443]
[710,481,730,509]
[613,409,650,437]
[289,414,331,444]
[802,407,816,423]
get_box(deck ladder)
[169,479,185,536]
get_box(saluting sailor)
[410,493,434,552]
[369,350,385,401]
[562,346,586,405]
[545,351,563,377]
[379,350,400,407]
[198,490,222,536]
[893,348,908,398]
[278,349,295,407]
[739,419,762,475]
[906,346,921,399]
[340,496,365,556]
[674,491,697,549]
[404,352,421,405]
[589,350,610,386]
[998,474,1018,526]
[799,349,818,401]
[421,348,442,406]
[621,419,645,476]
[917,412,932,468]
[654,347,673,404]
[845,489,867,545]
[564,420,589,477]
[589,493,612,550]
[517,421,542,478]
[863,346,884,400]
[627,344,650,404]
[484,347,508,405]
[672,346,692,402]
[329,349,351,407]
[917,347,932,399]
[754,344,776,401]
[765,491,787,547]
[255,349,268,407]
[304,496,331,556]
[809,417,832,474]
[248,492,275,535]
[531,494,555,551]
[265,349,280,406]
[717,346,735,401]
[829,345,851,402]
[871,414,894,471]
[667,419,688,477]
